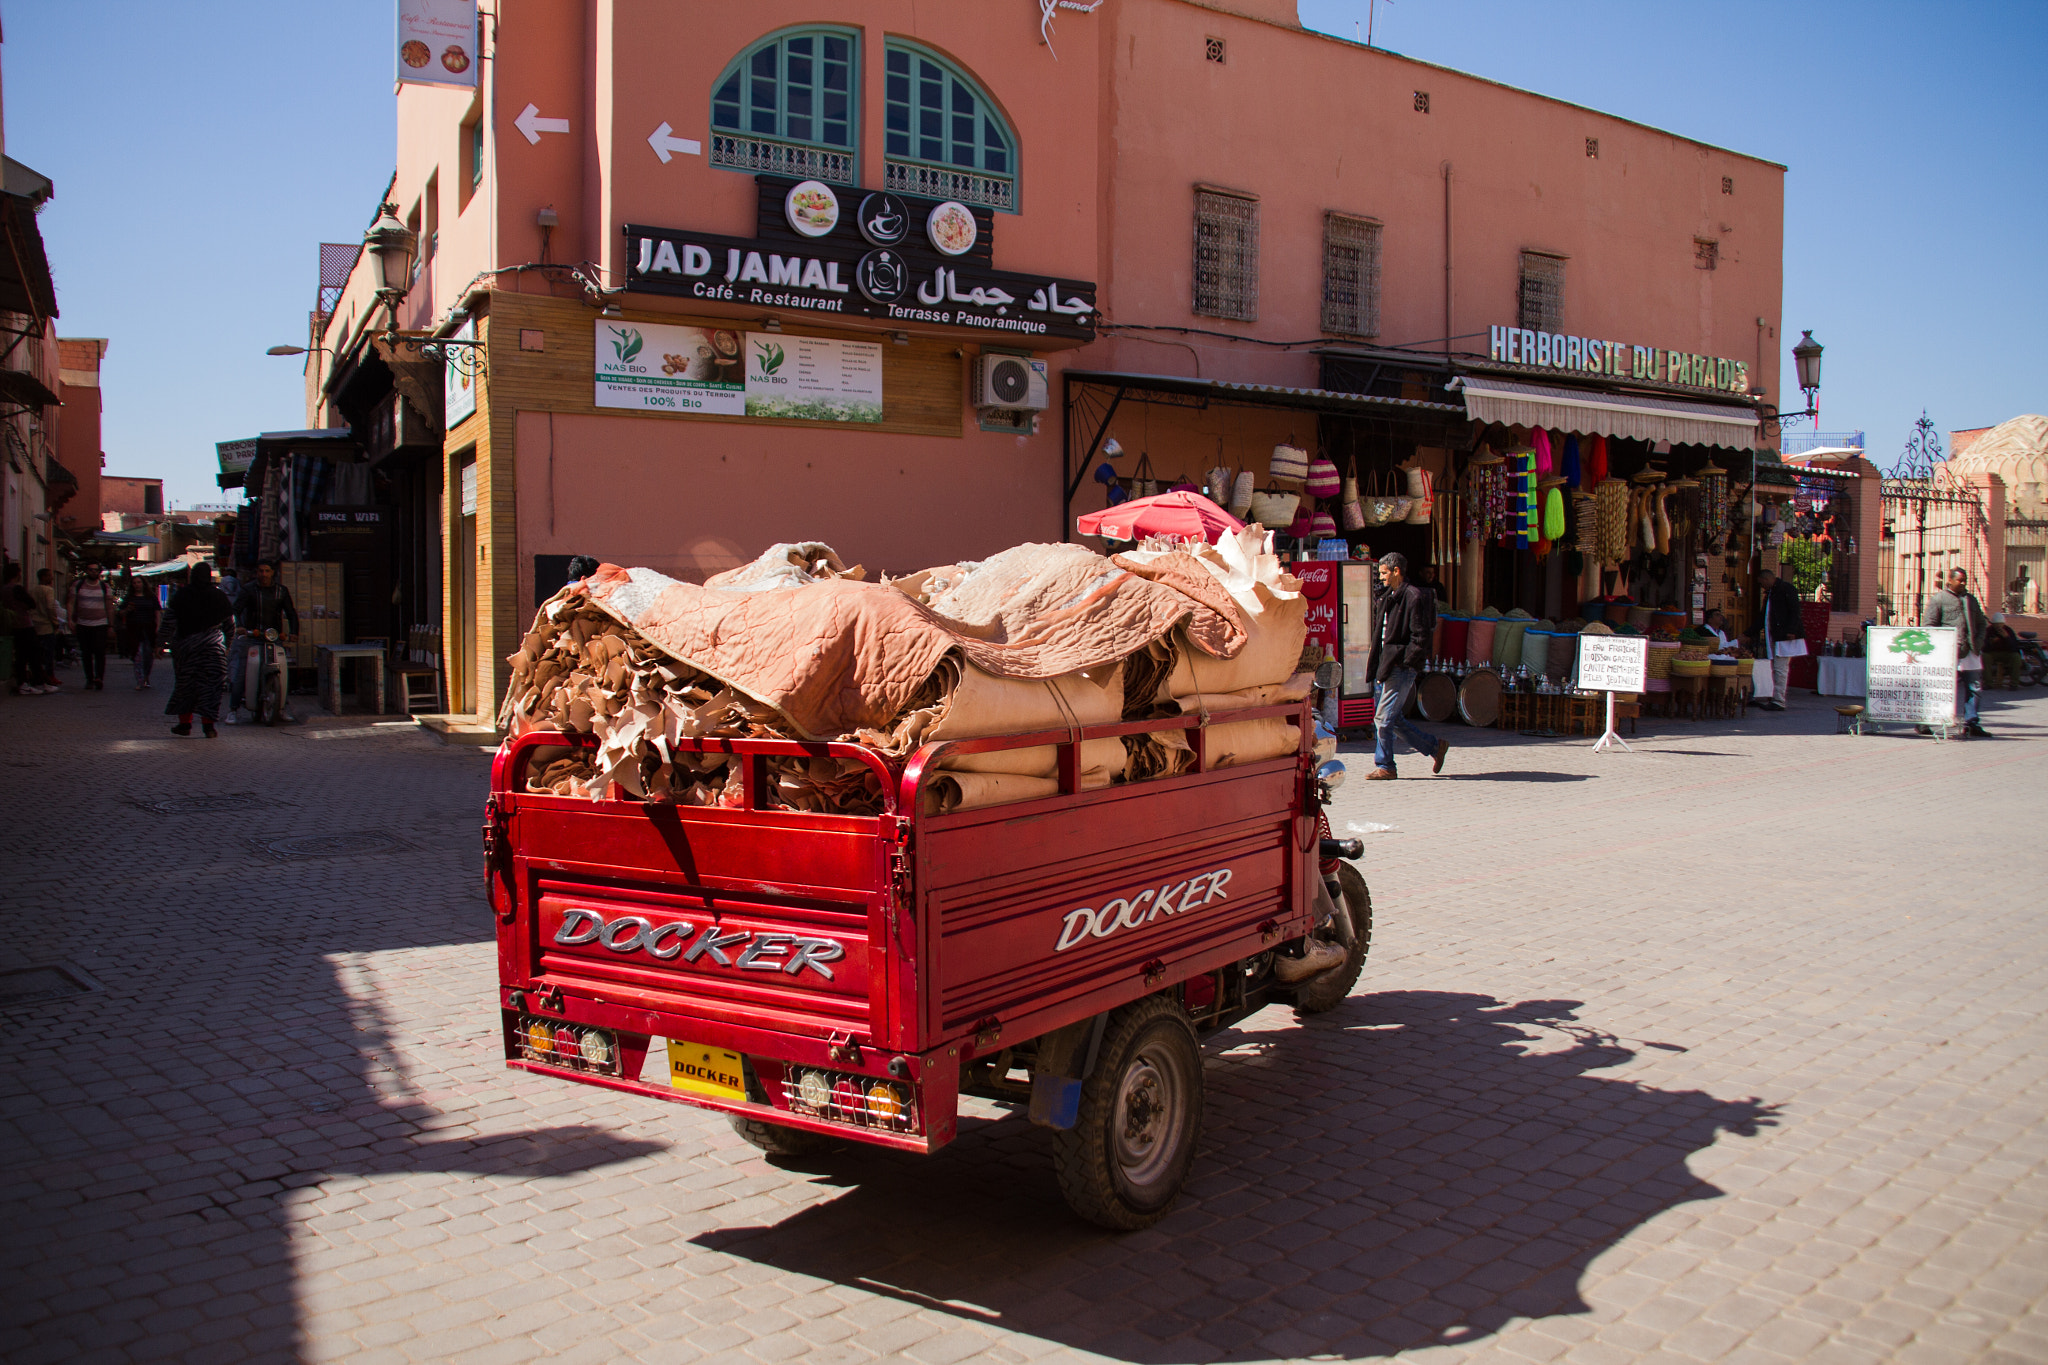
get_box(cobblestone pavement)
[3,668,2045,1365]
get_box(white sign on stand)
[1865,624,1958,727]
[1575,635,1647,753]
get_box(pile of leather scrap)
[500,530,1309,814]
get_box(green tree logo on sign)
[1889,628,1934,664]
[608,327,643,364]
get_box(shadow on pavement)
[693,993,1774,1362]
[0,688,663,1365]
[1439,770,1594,783]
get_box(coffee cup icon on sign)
[858,192,909,247]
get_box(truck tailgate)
[508,796,889,1039]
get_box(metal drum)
[1417,671,1459,723]
[1458,668,1503,727]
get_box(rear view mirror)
[1313,661,1341,691]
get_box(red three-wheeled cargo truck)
[486,692,1368,1229]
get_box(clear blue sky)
[5,1,2042,506]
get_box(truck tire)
[1052,996,1203,1230]
[729,1114,835,1157]
[1290,862,1373,1017]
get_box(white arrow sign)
[647,122,702,164]
[514,103,570,145]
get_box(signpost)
[1575,635,1647,753]
[1865,624,1958,733]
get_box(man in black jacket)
[1365,552,1449,780]
[227,560,300,721]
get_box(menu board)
[1575,635,1647,692]
[594,323,883,423]
[743,334,883,423]
[1864,624,1957,725]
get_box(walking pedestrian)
[122,571,161,688]
[67,562,117,691]
[5,563,51,694]
[29,566,61,692]
[1923,567,1989,736]
[1363,551,1449,781]
[163,563,234,737]
[1753,569,1805,712]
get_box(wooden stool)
[1710,675,1742,719]
[1670,674,1706,720]
[1835,703,1866,736]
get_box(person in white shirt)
[1701,608,1739,656]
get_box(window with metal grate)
[1194,187,1259,321]
[1518,251,1565,333]
[1321,213,1382,338]
[1695,238,1719,271]
[884,42,1017,211]
[709,27,859,185]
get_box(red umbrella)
[1076,489,1246,544]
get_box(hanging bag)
[1268,441,1309,488]
[1339,457,1366,532]
[1403,465,1435,524]
[1306,452,1341,499]
[1229,469,1256,518]
[1246,488,1300,528]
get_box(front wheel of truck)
[1289,862,1373,1017]
[729,1114,836,1158]
[1053,996,1203,1230]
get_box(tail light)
[783,1066,916,1132]
[514,1015,620,1076]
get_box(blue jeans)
[1958,669,1982,725]
[1374,668,1439,772]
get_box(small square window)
[1205,36,1225,63]
[1722,176,1735,195]
[1413,91,1430,113]
[1695,238,1719,271]
[1585,138,1599,159]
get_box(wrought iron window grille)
[1194,188,1259,322]
[1321,213,1382,339]
[1517,251,1565,333]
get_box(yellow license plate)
[667,1039,747,1101]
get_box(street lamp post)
[1755,330,1824,429]
[362,200,485,378]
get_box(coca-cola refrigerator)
[1293,560,1380,732]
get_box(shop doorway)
[451,456,478,714]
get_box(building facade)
[300,0,1788,719]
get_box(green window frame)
[883,41,1017,212]
[710,27,858,186]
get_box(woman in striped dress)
[164,564,234,737]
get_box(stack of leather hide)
[500,529,1308,815]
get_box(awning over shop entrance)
[1451,375,1762,449]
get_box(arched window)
[883,41,1017,212]
[710,27,858,185]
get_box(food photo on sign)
[395,0,477,88]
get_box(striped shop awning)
[1452,374,1764,449]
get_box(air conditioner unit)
[974,354,1048,411]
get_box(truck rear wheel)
[1052,996,1203,1230]
[1290,862,1373,1017]
[729,1114,835,1157]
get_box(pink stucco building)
[298,0,1788,718]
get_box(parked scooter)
[238,629,294,725]
[2017,633,2048,687]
